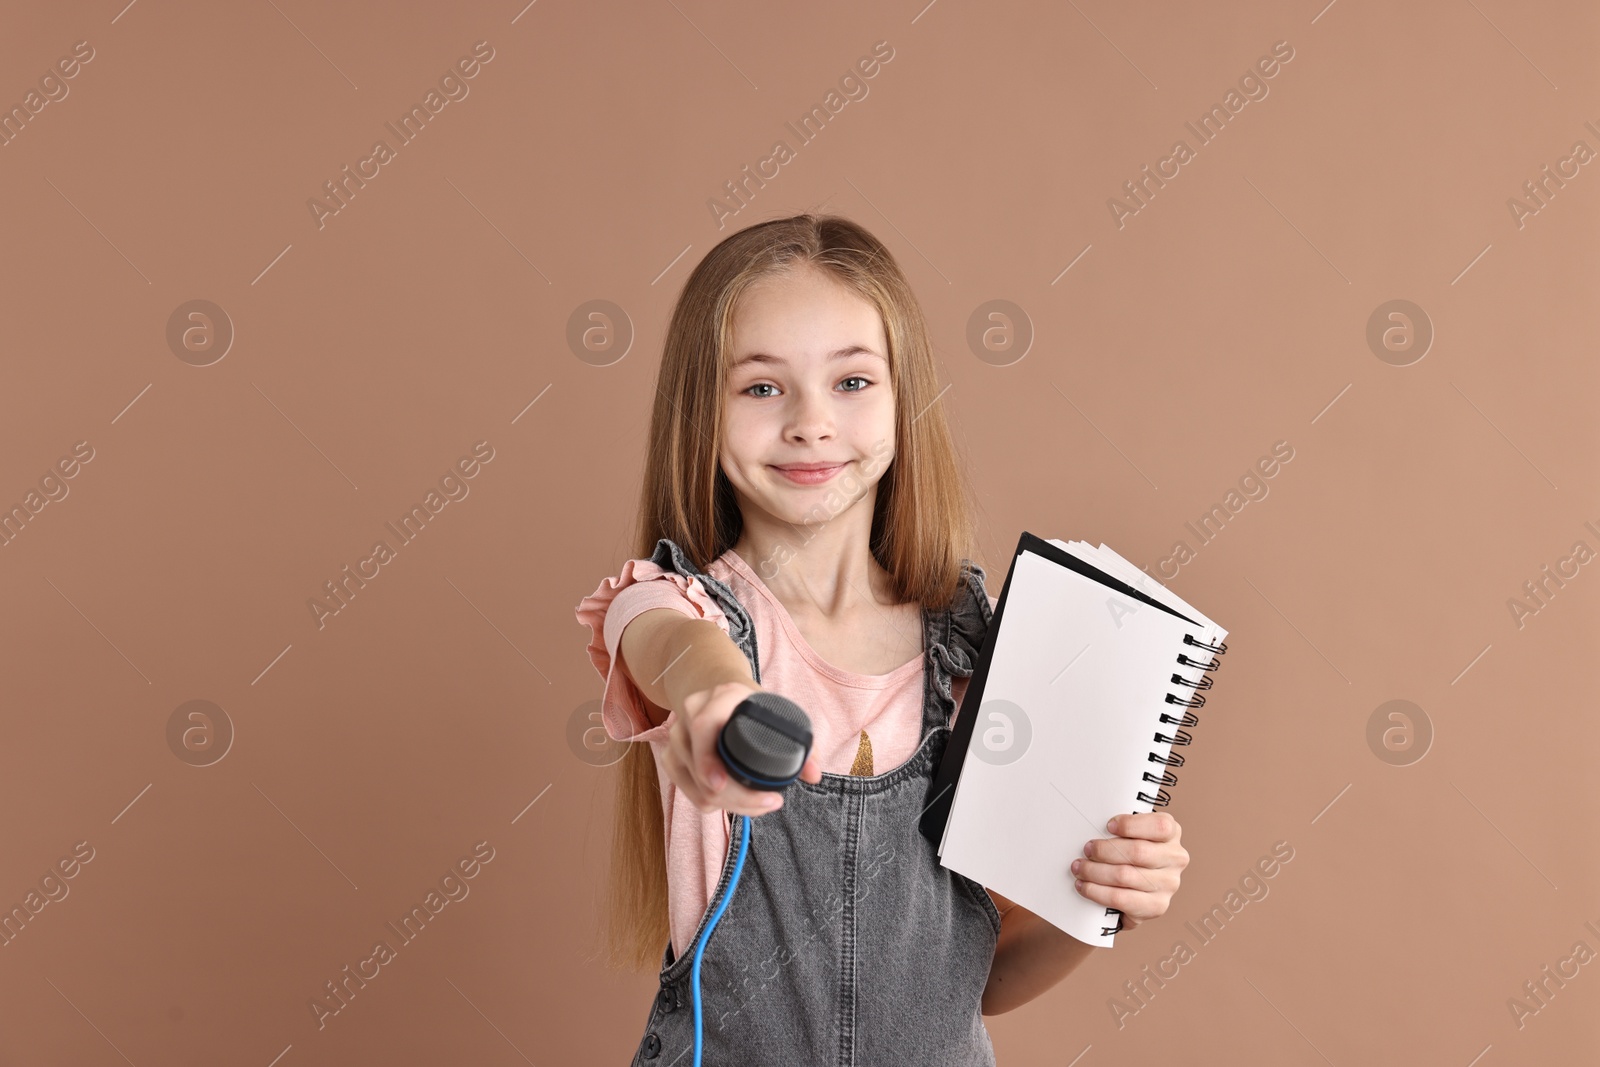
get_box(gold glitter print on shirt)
[849,729,873,776]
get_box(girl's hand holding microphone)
[662,681,822,817]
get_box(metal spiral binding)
[1099,629,1228,937]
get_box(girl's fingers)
[660,745,709,812]
[1074,878,1161,923]
[666,716,783,818]
[1074,859,1177,893]
[1106,811,1182,843]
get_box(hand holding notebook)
[919,532,1229,947]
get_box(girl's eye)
[741,377,873,398]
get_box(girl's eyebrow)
[730,345,885,370]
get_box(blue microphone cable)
[690,812,750,1067]
[685,691,810,1067]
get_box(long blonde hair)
[599,212,983,971]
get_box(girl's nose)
[784,388,837,441]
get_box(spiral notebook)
[918,531,1229,947]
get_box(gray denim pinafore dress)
[628,538,1002,1067]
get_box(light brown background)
[1,1,1595,1064]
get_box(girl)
[575,213,1189,1064]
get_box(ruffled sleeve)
[947,587,999,722]
[574,556,732,744]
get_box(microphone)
[716,690,813,791]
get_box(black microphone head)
[718,691,813,791]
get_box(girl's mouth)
[771,464,844,485]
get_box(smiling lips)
[771,462,846,485]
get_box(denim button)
[658,986,677,1013]
[641,1032,661,1058]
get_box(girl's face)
[720,265,897,531]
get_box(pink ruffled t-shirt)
[575,548,993,960]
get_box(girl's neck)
[731,524,902,620]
